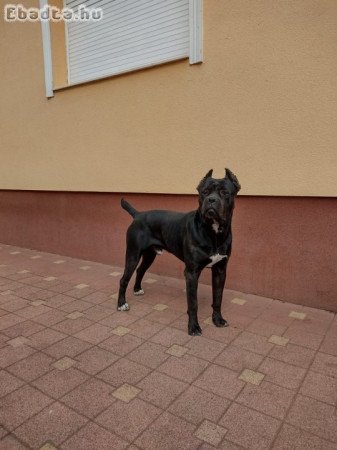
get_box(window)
[41,0,203,96]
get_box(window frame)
[41,0,203,97]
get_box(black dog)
[117,169,240,336]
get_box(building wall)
[1,1,336,310]
[1,0,337,196]
[0,191,336,312]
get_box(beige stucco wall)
[1,0,337,196]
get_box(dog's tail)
[121,198,139,218]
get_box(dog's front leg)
[211,262,228,327]
[184,267,202,336]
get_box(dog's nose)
[208,197,216,204]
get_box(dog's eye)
[220,191,232,200]
[202,189,209,196]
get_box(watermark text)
[4,3,103,22]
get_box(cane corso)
[117,168,240,336]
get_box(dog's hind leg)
[133,248,157,295]
[117,249,141,311]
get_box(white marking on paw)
[206,254,227,268]
[117,303,130,311]
[134,289,144,296]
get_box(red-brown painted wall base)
[0,191,336,312]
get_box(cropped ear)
[197,169,213,191]
[203,169,213,179]
[225,168,241,194]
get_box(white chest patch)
[212,222,220,233]
[206,254,228,268]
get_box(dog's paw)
[134,289,144,296]
[212,314,228,327]
[117,303,130,311]
[188,322,202,336]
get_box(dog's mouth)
[204,207,219,220]
[206,209,216,217]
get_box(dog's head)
[197,168,241,226]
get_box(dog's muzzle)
[202,196,223,220]
[205,208,218,219]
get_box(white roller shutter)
[65,0,200,85]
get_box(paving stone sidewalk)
[0,244,336,449]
